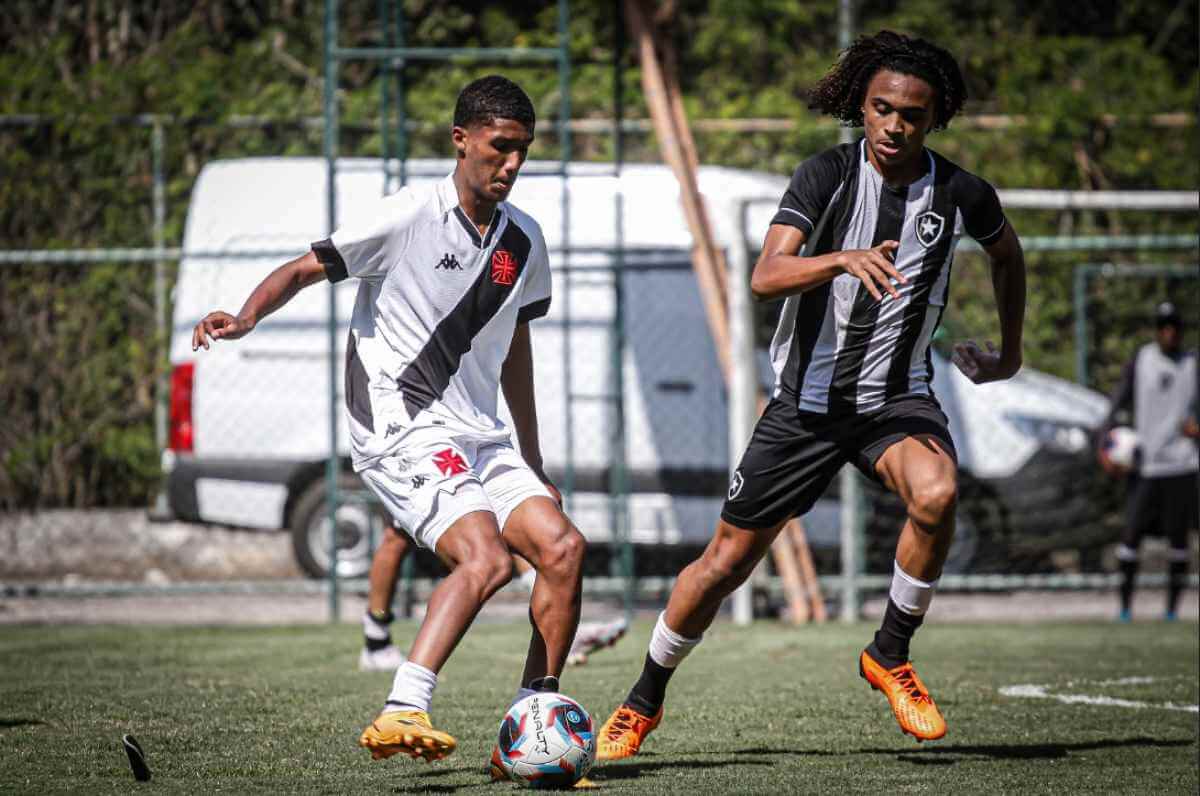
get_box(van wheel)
[289,475,380,580]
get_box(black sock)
[1119,560,1139,614]
[624,654,674,716]
[868,599,925,668]
[1167,560,1187,616]
[528,675,559,693]
[364,609,393,651]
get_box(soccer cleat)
[859,649,946,742]
[596,704,662,760]
[1118,609,1132,623]
[359,709,457,762]
[358,644,407,672]
[488,743,510,781]
[568,617,629,666]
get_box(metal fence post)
[729,201,758,625]
[323,0,341,623]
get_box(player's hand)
[192,311,255,351]
[1096,443,1126,478]
[838,240,906,301]
[1182,417,1200,439]
[951,339,1019,384]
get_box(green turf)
[1,619,1197,793]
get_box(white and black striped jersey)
[768,139,1007,414]
[312,173,552,471]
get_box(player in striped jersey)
[598,31,1027,756]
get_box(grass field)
[2,618,1197,793]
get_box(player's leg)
[361,510,513,761]
[1163,473,1197,620]
[1117,475,1155,621]
[857,404,958,742]
[360,525,413,671]
[598,398,844,760]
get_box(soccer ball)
[494,692,596,788]
[1103,426,1139,469]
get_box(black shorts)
[1123,472,1199,550]
[721,394,957,530]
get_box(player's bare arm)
[500,322,561,505]
[191,250,326,350]
[750,223,906,302]
[951,222,1026,384]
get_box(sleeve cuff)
[973,217,1007,247]
[517,297,551,323]
[312,238,348,283]
[769,206,815,235]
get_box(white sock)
[363,612,391,642]
[384,661,437,714]
[889,561,937,617]
[647,612,702,668]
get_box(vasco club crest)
[491,249,517,285]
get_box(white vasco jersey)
[768,139,1008,414]
[1110,343,1199,478]
[311,173,552,471]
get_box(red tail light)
[169,362,194,452]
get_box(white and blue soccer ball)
[1103,426,1140,469]
[495,692,596,788]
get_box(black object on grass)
[122,734,152,782]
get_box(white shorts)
[358,426,553,551]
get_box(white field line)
[1000,680,1199,713]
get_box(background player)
[1098,302,1198,621]
[358,525,627,671]
[596,30,1026,759]
[192,75,587,766]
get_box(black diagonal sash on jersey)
[826,182,908,415]
[779,154,861,399]
[884,170,954,397]
[397,221,532,419]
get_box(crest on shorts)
[728,469,744,500]
[915,211,945,248]
[433,448,468,476]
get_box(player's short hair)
[453,75,535,131]
[808,30,966,131]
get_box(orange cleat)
[359,709,457,762]
[596,704,662,761]
[859,649,947,741]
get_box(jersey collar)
[438,172,505,249]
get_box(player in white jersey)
[1099,302,1198,621]
[192,76,586,766]
[597,31,1027,759]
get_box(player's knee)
[908,478,958,529]
[467,547,513,597]
[538,522,586,582]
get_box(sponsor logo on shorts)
[728,469,744,500]
[432,448,468,476]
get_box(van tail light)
[169,362,194,452]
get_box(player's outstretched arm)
[750,223,906,302]
[191,251,327,351]
[951,223,1026,384]
[501,322,561,505]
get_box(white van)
[164,157,1108,577]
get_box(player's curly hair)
[454,75,535,131]
[807,30,966,131]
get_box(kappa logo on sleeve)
[432,448,468,476]
[491,249,517,285]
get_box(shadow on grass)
[736,736,1194,763]
[592,757,773,782]
[0,718,44,729]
